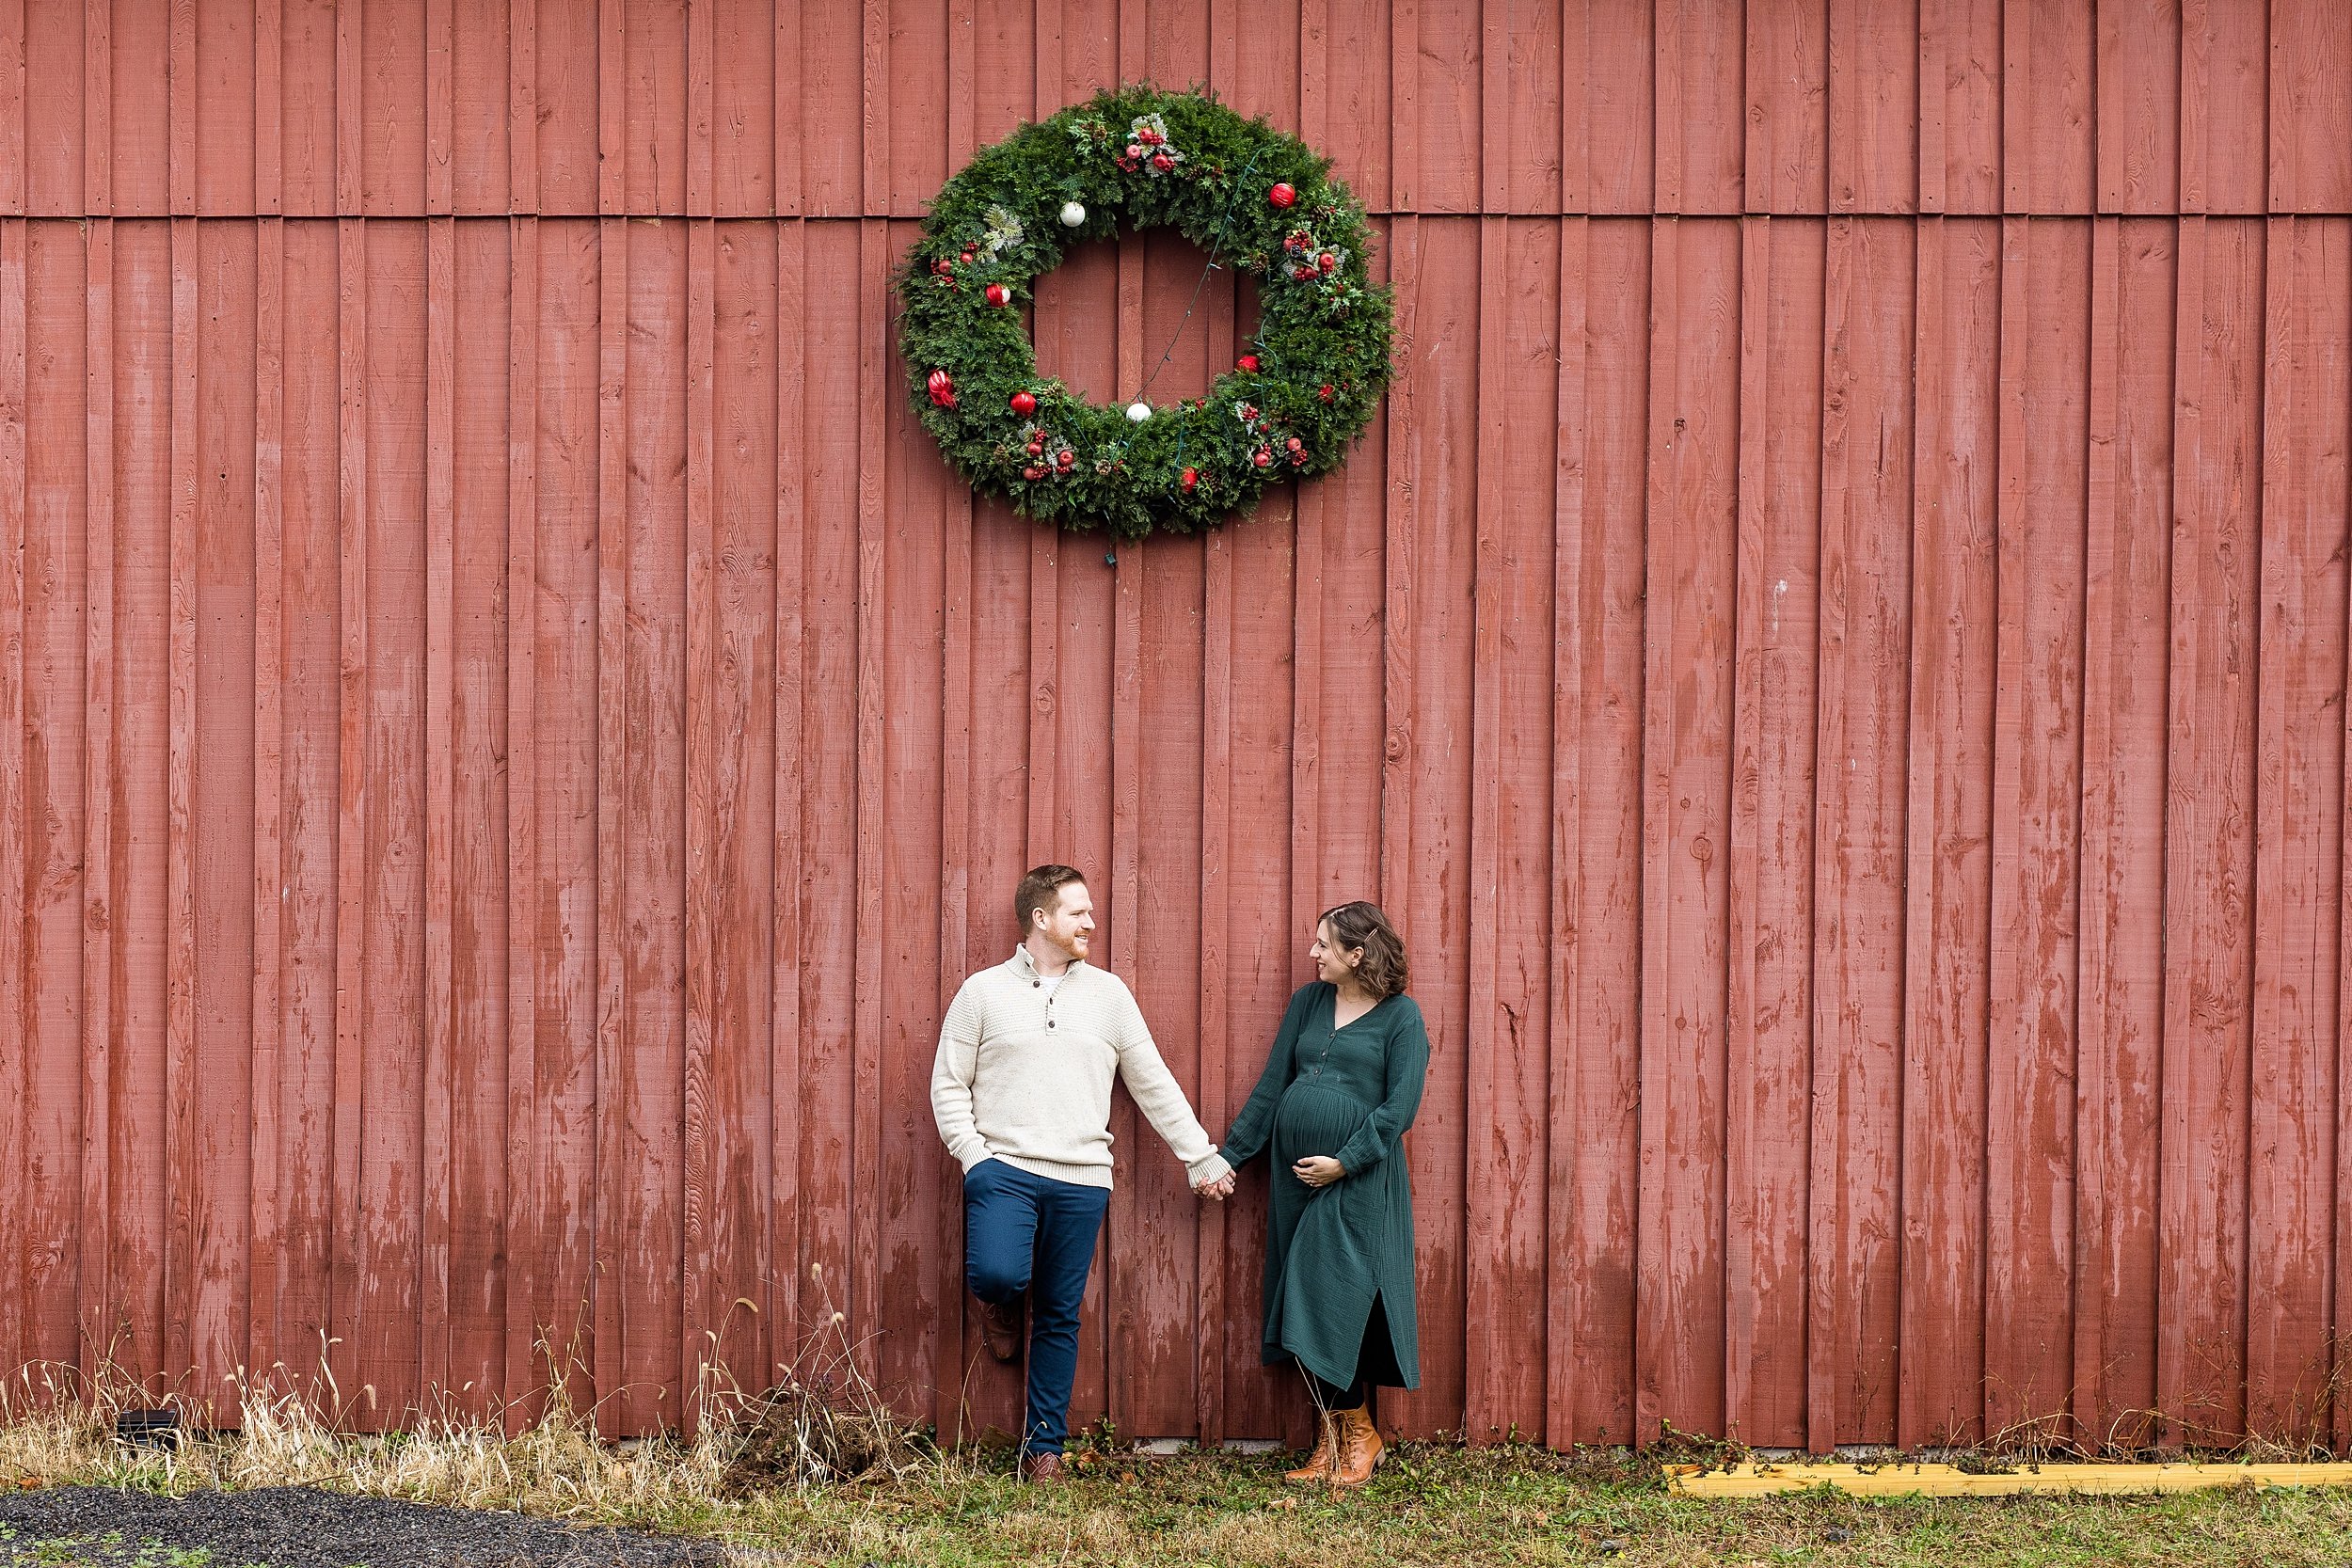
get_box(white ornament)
[1060,200,1088,227]
[1125,402,1152,423]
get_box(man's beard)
[1053,929,1089,962]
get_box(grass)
[702,1442,2352,1566]
[6,1326,2352,1566]
[9,1407,2352,1566]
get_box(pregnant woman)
[1216,901,1429,1489]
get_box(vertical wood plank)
[421,215,457,1405]
[2245,214,2347,1449]
[0,221,23,1376]
[850,219,887,1378]
[1746,0,1830,214]
[1897,214,1998,1449]
[77,215,115,1384]
[2267,0,2352,214]
[85,0,109,213]
[424,0,452,211]
[1982,214,2090,1446]
[2158,212,2261,1447]
[1463,214,1507,1440]
[1807,214,1914,1450]
[246,214,285,1388]
[0,0,23,212]
[164,214,199,1390]
[327,216,367,1409]
[687,0,713,214]
[2098,0,2181,214]
[1565,215,1648,1445]
[168,0,194,213]
[769,216,804,1378]
[510,0,538,212]
[593,214,627,1409]
[503,213,540,1424]
[1725,214,1825,1450]
[681,213,717,1424]
[1545,214,1588,1447]
[1635,214,1739,1441]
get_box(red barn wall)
[2,0,2349,1452]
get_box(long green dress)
[1217,982,1430,1392]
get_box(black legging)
[1308,1295,1401,1411]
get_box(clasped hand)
[1193,1169,1237,1200]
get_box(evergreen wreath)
[898,86,1394,540]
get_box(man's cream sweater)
[931,947,1233,1191]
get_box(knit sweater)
[931,948,1233,1191]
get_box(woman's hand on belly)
[1291,1155,1345,1188]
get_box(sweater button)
[1032,980,1040,988]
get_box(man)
[931,863,1236,1481]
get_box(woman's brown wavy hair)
[1322,900,1408,1003]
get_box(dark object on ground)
[718,1381,929,1493]
[114,1409,183,1451]
[0,1484,727,1567]
[1019,1452,1066,1483]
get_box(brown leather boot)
[975,1291,1025,1363]
[1019,1450,1067,1482]
[1283,1413,1339,1483]
[1330,1403,1383,1488]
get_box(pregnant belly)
[1273,1081,1371,1160]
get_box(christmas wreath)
[898,86,1394,539]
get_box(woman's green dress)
[1217,982,1430,1392]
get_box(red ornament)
[1057,449,1075,469]
[1318,383,1335,403]
[1127,143,1147,160]
[931,257,953,277]
[1236,355,1261,373]
[1025,440,1043,456]
[1318,252,1338,273]
[1024,465,1046,481]
[984,283,1011,308]
[1180,467,1199,492]
[1009,390,1038,417]
[1152,151,1176,173]
[1139,127,1163,146]
[1286,436,1304,452]
[1269,182,1296,208]
[1253,448,1274,468]
[927,369,957,408]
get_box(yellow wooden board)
[1667,1461,2352,1498]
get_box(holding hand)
[1194,1170,1236,1200]
[1292,1155,1344,1188]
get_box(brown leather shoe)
[975,1291,1024,1362]
[1284,1413,1338,1483]
[1019,1450,1067,1482]
[1330,1404,1383,1488]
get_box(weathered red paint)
[1,0,2348,1453]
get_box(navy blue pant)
[962,1158,1109,1456]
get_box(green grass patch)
[667,1444,2352,1566]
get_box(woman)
[1216,901,1428,1488]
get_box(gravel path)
[0,1486,736,1567]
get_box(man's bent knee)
[966,1256,1031,1303]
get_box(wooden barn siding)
[1,0,2350,1452]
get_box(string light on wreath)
[898,85,1395,540]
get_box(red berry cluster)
[1013,415,1076,482]
[1279,228,1346,284]
[1115,115,1184,176]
